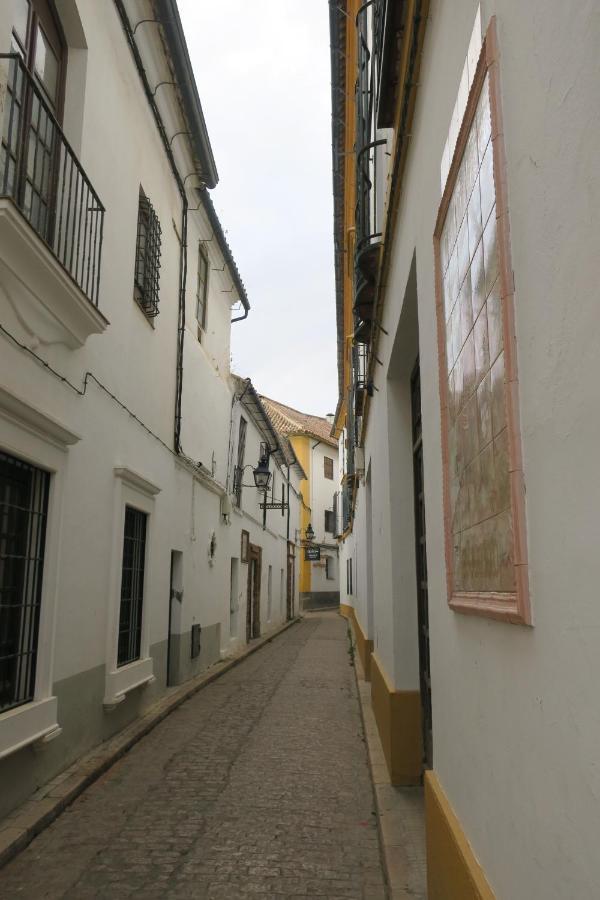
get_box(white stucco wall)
[0,0,279,811]
[359,1,600,897]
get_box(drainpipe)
[113,0,189,453]
[231,306,249,324]
[286,464,291,543]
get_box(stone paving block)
[0,614,386,898]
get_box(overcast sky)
[178,0,337,418]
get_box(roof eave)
[157,0,219,190]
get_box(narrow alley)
[0,615,386,899]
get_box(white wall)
[0,0,261,809]
[308,441,339,594]
[226,393,300,650]
[360,1,600,896]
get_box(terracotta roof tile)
[260,396,337,448]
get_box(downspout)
[113,0,188,453]
[286,464,291,543]
[231,306,249,324]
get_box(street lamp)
[252,451,272,492]
[305,522,315,543]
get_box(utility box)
[190,623,201,659]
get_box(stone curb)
[343,613,427,900]
[0,617,301,870]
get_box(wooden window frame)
[433,17,530,625]
[196,242,209,336]
[240,529,249,564]
[323,456,334,480]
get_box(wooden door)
[286,541,295,620]
[246,544,262,642]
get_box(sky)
[178,0,338,418]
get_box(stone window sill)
[103,657,155,710]
[0,696,60,761]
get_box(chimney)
[326,413,335,425]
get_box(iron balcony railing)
[354,2,386,344]
[355,342,369,390]
[0,54,104,307]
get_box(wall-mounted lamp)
[252,451,272,492]
[235,445,275,494]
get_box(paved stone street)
[1,613,386,899]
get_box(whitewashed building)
[0,0,292,822]
[331,1,600,897]
[260,398,340,611]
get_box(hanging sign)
[304,546,321,561]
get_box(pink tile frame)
[433,17,531,625]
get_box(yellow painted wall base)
[425,772,495,900]
[339,603,354,620]
[370,653,422,785]
[353,614,373,681]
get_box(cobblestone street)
[0,614,386,899]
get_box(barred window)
[134,191,161,319]
[117,506,147,667]
[0,451,49,713]
[234,417,247,508]
[324,456,334,480]
[324,510,335,533]
[196,244,209,333]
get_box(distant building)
[261,399,340,611]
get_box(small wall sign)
[304,546,321,561]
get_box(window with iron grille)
[117,506,147,667]
[196,243,209,335]
[346,558,353,596]
[324,509,335,534]
[134,191,161,319]
[324,456,334,480]
[0,451,49,713]
[234,417,247,508]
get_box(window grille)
[117,506,147,666]
[0,451,49,713]
[324,456,334,480]
[324,510,335,534]
[196,244,209,331]
[134,192,161,318]
[234,417,247,507]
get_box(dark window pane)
[0,451,49,712]
[117,507,147,666]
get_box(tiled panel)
[440,6,482,191]
[440,73,514,595]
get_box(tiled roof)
[260,396,337,448]
[231,375,307,479]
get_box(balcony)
[353,3,387,347]
[0,54,107,348]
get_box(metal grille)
[234,417,247,507]
[117,506,147,667]
[0,54,105,306]
[0,451,49,713]
[134,193,161,318]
